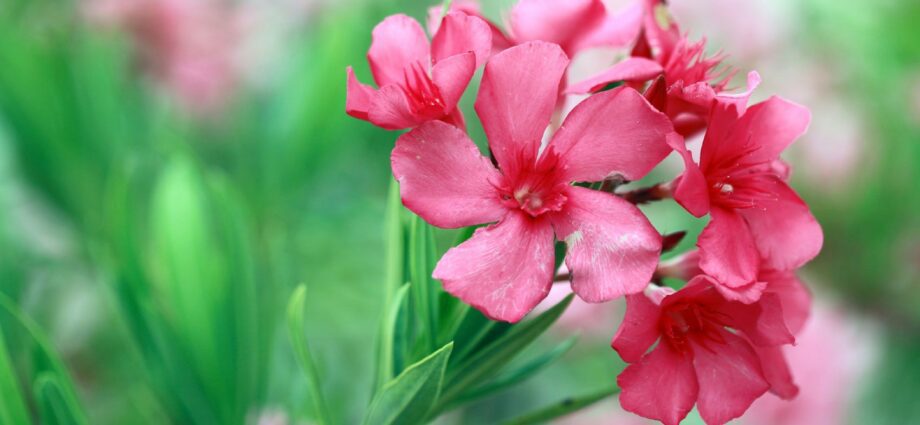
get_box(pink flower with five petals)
[613,280,798,425]
[346,12,492,130]
[669,93,823,295]
[391,41,674,322]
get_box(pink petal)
[754,345,799,400]
[715,71,761,114]
[426,0,482,35]
[345,66,377,121]
[698,207,759,287]
[739,178,823,271]
[618,343,698,425]
[431,11,492,67]
[509,0,604,52]
[430,51,476,114]
[391,121,506,228]
[552,186,662,303]
[612,293,662,363]
[713,278,768,304]
[725,96,812,167]
[565,58,663,94]
[667,132,710,217]
[368,14,430,87]
[570,0,644,52]
[475,41,569,170]
[692,329,770,425]
[433,212,556,322]
[367,84,421,130]
[551,86,673,182]
[721,292,795,347]
[762,269,811,335]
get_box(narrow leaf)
[287,285,332,425]
[499,387,619,425]
[439,295,573,408]
[34,374,85,425]
[364,342,453,425]
[374,284,410,391]
[0,324,30,425]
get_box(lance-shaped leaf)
[374,284,410,391]
[34,374,85,425]
[0,323,30,425]
[438,295,573,408]
[364,342,454,425]
[499,387,619,425]
[287,285,332,425]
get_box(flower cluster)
[346,1,823,424]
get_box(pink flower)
[391,41,674,322]
[669,94,823,291]
[428,0,643,58]
[345,12,492,130]
[613,280,797,425]
[567,0,735,137]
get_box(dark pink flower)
[346,12,492,130]
[668,94,823,290]
[391,41,674,322]
[567,0,735,137]
[613,280,797,425]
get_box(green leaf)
[364,342,454,425]
[374,284,410,391]
[408,215,439,354]
[0,323,30,425]
[453,336,578,404]
[34,374,85,425]
[498,387,619,425]
[438,295,573,408]
[287,285,332,425]
[383,178,405,304]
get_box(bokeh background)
[0,0,918,424]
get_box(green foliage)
[364,342,453,425]
[287,285,332,425]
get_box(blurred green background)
[0,0,917,424]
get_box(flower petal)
[720,292,795,347]
[433,212,556,322]
[565,57,663,94]
[740,178,823,271]
[667,132,710,217]
[367,84,422,130]
[552,186,662,303]
[431,11,492,67]
[612,293,662,363]
[510,0,604,52]
[570,0,644,52]
[618,343,698,425]
[391,121,506,228]
[475,41,569,170]
[431,51,476,115]
[345,66,377,120]
[368,14,430,87]
[716,96,811,169]
[754,345,799,400]
[692,329,770,425]
[698,207,759,287]
[551,86,673,182]
[762,269,811,335]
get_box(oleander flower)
[613,280,798,425]
[345,12,492,130]
[567,0,735,137]
[669,93,823,290]
[391,41,674,322]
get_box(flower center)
[497,146,568,217]
[401,61,445,120]
[660,301,726,354]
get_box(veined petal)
[667,132,710,217]
[692,329,770,425]
[431,11,492,67]
[754,345,799,400]
[392,121,506,228]
[475,41,569,170]
[430,52,476,115]
[698,207,759,288]
[434,212,556,322]
[345,66,377,121]
[612,292,662,363]
[565,58,663,94]
[552,186,661,302]
[710,96,811,170]
[570,0,644,52]
[618,343,698,425]
[740,178,823,271]
[551,86,672,183]
[368,84,422,130]
[719,293,795,347]
[762,269,811,335]
[510,0,604,52]
[368,14,430,87]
